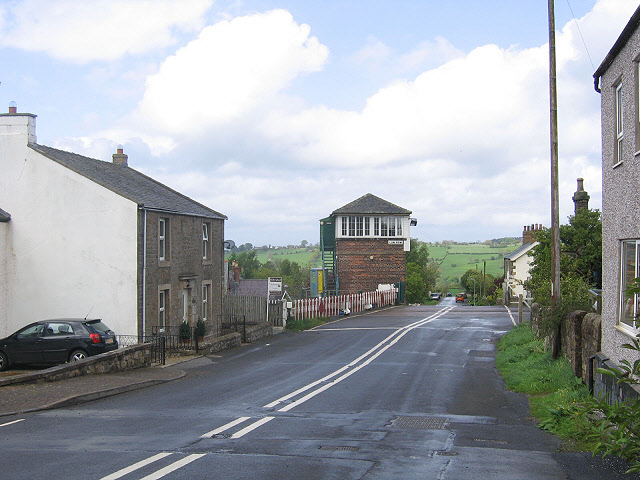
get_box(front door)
[183,288,192,325]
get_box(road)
[0,305,624,479]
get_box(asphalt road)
[0,305,632,479]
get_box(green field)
[253,247,321,267]
[429,242,521,286]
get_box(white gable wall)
[0,221,10,335]
[0,115,138,337]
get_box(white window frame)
[159,218,167,261]
[620,240,640,330]
[616,82,624,164]
[202,283,210,322]
[337,215,405,238]
[202,222,209,260]
[159,290,167,328]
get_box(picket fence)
[294,289,398,321]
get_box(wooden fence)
[294,289,397,321]
[223,295,284,327]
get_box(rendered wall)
[0,114,139,337]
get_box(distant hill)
[227,238,523,288]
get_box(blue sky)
[1,0,637,246]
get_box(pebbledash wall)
[336,239,406,293]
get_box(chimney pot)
[8,101,17,114]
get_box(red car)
[455,293,465,303]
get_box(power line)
[565,0,595,70]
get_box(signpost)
[267,277,283,324]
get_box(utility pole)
[549,0,561,303]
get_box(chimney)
[112,144,128,166]
[0,102,37,144]
[572,178,590,214]
[523,224,542,245]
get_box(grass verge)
[285,316,331,331]
[496,322,595,451]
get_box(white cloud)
[0,0,212,62]
[132,9,329,136]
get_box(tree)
[301,240,308,248]
[526,208,602,305]
[405,239,439,302]
[460,269,494,299]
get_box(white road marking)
[0,419,24,428]
[503,305,517,326]
[200,416,251,438]
[99,452,172,480]
[139,454,205,480]
[230,416,274,438]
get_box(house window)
[202,283,209,322]
[159,289,169,328]
[341,217,348,236]
[338,215,405,238]
[202,222,210,260]
[374,217,380,236]
[620,240,640,329]
[364,217,370,236]
[616,82,624,164]
[397,218,403,236]
[159,218,169,261]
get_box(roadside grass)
[496,322,595,451]
[285,316,330,331]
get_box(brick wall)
[336,238,406,293]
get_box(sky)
[1,0,638,246]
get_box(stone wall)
[0,343,151,387]
[561,310,587,379]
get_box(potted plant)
[196,318,206,342]
[179,321,191,343]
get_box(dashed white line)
[99,452,172,480]
[201,416,251,438]
[230,417,274,438]
[139,454,205,480]
[0,419,25,428]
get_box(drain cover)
[319,446,360,451]
[391,416,448,430]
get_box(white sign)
[388,240,403,245]
[268,277,282,293]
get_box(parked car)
[0,319,118,371]
[446,292,452,297]
[455,293,465,303]
[430,293,442,300]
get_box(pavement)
[0,356,193,417]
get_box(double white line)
[100,306,454,479]
[201,306,455,438]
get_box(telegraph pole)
[549,0,561,302]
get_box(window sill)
[158,260,171,268]
[615,323,639,339]
[613,160,624,169]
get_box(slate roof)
[331,193,411,216]
[505,242,536,261]
[29,144,226,219]
[593,5,640,90]
[0,207,10,222]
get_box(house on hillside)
[593,5,640,370]
[0,105,227,339]
[503,224,541,304]
[320,193,415,294]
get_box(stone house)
[0,105,226,339]
[593,5,640,366]
[321,193,414,294]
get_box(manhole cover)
[390,416,448,430]
[319,446,360,451]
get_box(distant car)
[455,293,465,303]
[0,319,118,371]
[446,292,452,297]
[430,293,442,300]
